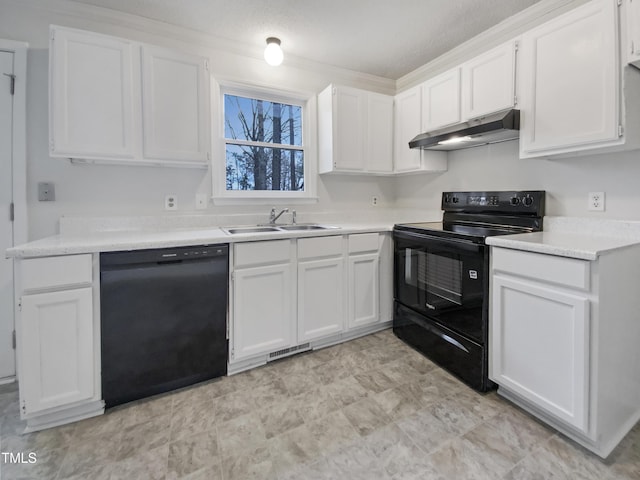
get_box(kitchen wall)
[395,140,640,220]
[1,0,397,239]
[2,0,638,240]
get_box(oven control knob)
[510,196,520,206]
[444,194,451,203]
[452,197,459,203]
[523,196,534,207]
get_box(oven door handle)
[411,314,471,354]
[393,230,483,254]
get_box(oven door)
[393,229,488,343]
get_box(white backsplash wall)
[395,140,640,221]
[2,0,397,240]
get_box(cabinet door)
[367,92,394,173]
[20,288,94,414]
[333,86,366,171]
[461,41,516,121]
[141,46,210,164]
[232,263,293,360]
[421,68,461,131]
[628,0,640,66]
[393,86,422,172]
[347,253,380,329]
[491,275,589,432]
[519,0,618,157]
[298,258,344,342]
[50,27,135,159]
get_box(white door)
[347,253,380,329]
[232,263,293,360]
[461,41,516,121]
[421,68,461,131]
[491,275,590,432]
[393,86,422,172]
[0,50,15,381]
[333,86,366,171]
[519,0,618,157]
[141,45,209,164]
[49,27,136,160]
[20,288,94,414]
[298,258,344,342]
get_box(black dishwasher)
[100,244,228,408]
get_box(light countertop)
[487,231,640,260]
[6,223,394,258]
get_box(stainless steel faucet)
[269,207,289,225]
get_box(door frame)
[1,39,28,384]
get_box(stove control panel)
[442,191,545,215]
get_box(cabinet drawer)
[21,254,93,292]
[492,248,590,291]
[234,240,291,268]
[348,233,379,254]
[298,235,343,259]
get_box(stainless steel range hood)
[409,109,520,151]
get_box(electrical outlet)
[588,192,605,212]
[195,193,208,210]
[371,196,378,206]
[165,195,178,211]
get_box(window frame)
[212,80,318,204]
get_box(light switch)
[38,182,55,201]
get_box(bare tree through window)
[224,94,304,191]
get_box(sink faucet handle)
[292,210,297,224]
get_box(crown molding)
[6,0,395,93]
[396,0,590,92]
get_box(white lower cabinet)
[16,254,102,432]
[230,233,388,370]
[21,288,95,414]
[491,274,589,431]
[297,236,345,342]
[490,245,640,458]
[231,240,295,361]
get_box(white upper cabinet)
[461,41,517,120]
[318,85,392,174]
[50,27,136,160]
[141,46,210,164]
[519,0,620,158]
[421,68,461,131]
[393,85,422,172]
[49,26,210,167]
[366,92,394,173]
[393,85,447,173]
[627,0,640,67]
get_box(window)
[214,84,317,203]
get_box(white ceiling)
[68,0,541,79]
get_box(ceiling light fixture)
[264,37,283,66]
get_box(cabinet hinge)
[21,399,26,414]
[204,59,209,71]
[49,139,55,152]
[230,272,235,281]
[618,124,624,137]
[18,299,22,311]
[207,151,210,161]
[514,40,519,52]
[632,41,635,55]
[230,347,234,360]
[617,0,622,6]
[3,73,15,95]
[50,29,55,41]
[9,202,14,222]
[12,330,16,349]
[513,95,518,106]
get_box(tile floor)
[1,329,639,479]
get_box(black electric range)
[393,191,545,391]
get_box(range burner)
[393,191,545,392]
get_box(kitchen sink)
[278,224,332,231]
[223,224,339,234]
[224,226,281,234]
